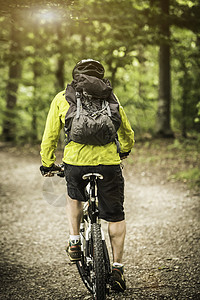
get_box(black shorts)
[64,164,125,222]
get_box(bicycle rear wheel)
[91,223,106,300]
[76,219,93,294]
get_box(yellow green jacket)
[40,91,135,167]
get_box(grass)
[170,168,200,189]
[128,137,200,192]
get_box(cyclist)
[40,59,135,293]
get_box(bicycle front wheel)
[91,223,106,300]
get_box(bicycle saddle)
[82,173,103,180]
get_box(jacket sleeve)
[40,95,63,167]
[118,105,135,153]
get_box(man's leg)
[108,220,126,292]
[66,196,82,234]
[108,220,126,263]
[66,196,82,261]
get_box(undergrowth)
[130,138,200,192]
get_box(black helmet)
[72,59,105,79]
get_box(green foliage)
[0,0,200,142]
[194,102,200,124]
[128,138,200,191]
[167,138,200,189]
[171,27,200,136]
[171,168,200,189]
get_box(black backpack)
[64,74,121,149]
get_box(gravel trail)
[0,147,199,299]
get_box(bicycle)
[45,165,111,300]
[76,172,111,300]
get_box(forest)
[0,0,200,145]
[0,2,200,299]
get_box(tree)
[1,0,200,143]
[2,11,22,142]
[55,24,65,92]
[171,29,200,137]
[156,0,174,137]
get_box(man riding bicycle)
[40,59,135,293]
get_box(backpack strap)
[76,91,82,119]
[102,101,120,153]
[102,101,111,117]
[115,138,121,153]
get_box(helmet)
[72,59,105,79]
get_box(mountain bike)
[76,172,111,300]
[45,165,111,300]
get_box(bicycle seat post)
[82,173,103,224]
[82,173,103,202]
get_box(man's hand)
[40,164,62,177]
[119,151,131,160]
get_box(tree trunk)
[55,24,65,92]
[31,61,41,143]
[156,0,174,138]
[55,24,66,149]
[2,13,22,142]
[55,57,65,91]
[180,60,189,138]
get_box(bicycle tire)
[91,223,106,300]
[102,240,111,283]
[76,255,93,294]
[76,220,94,294]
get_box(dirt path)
[0,147,199,299]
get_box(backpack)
[64,74,121,149]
